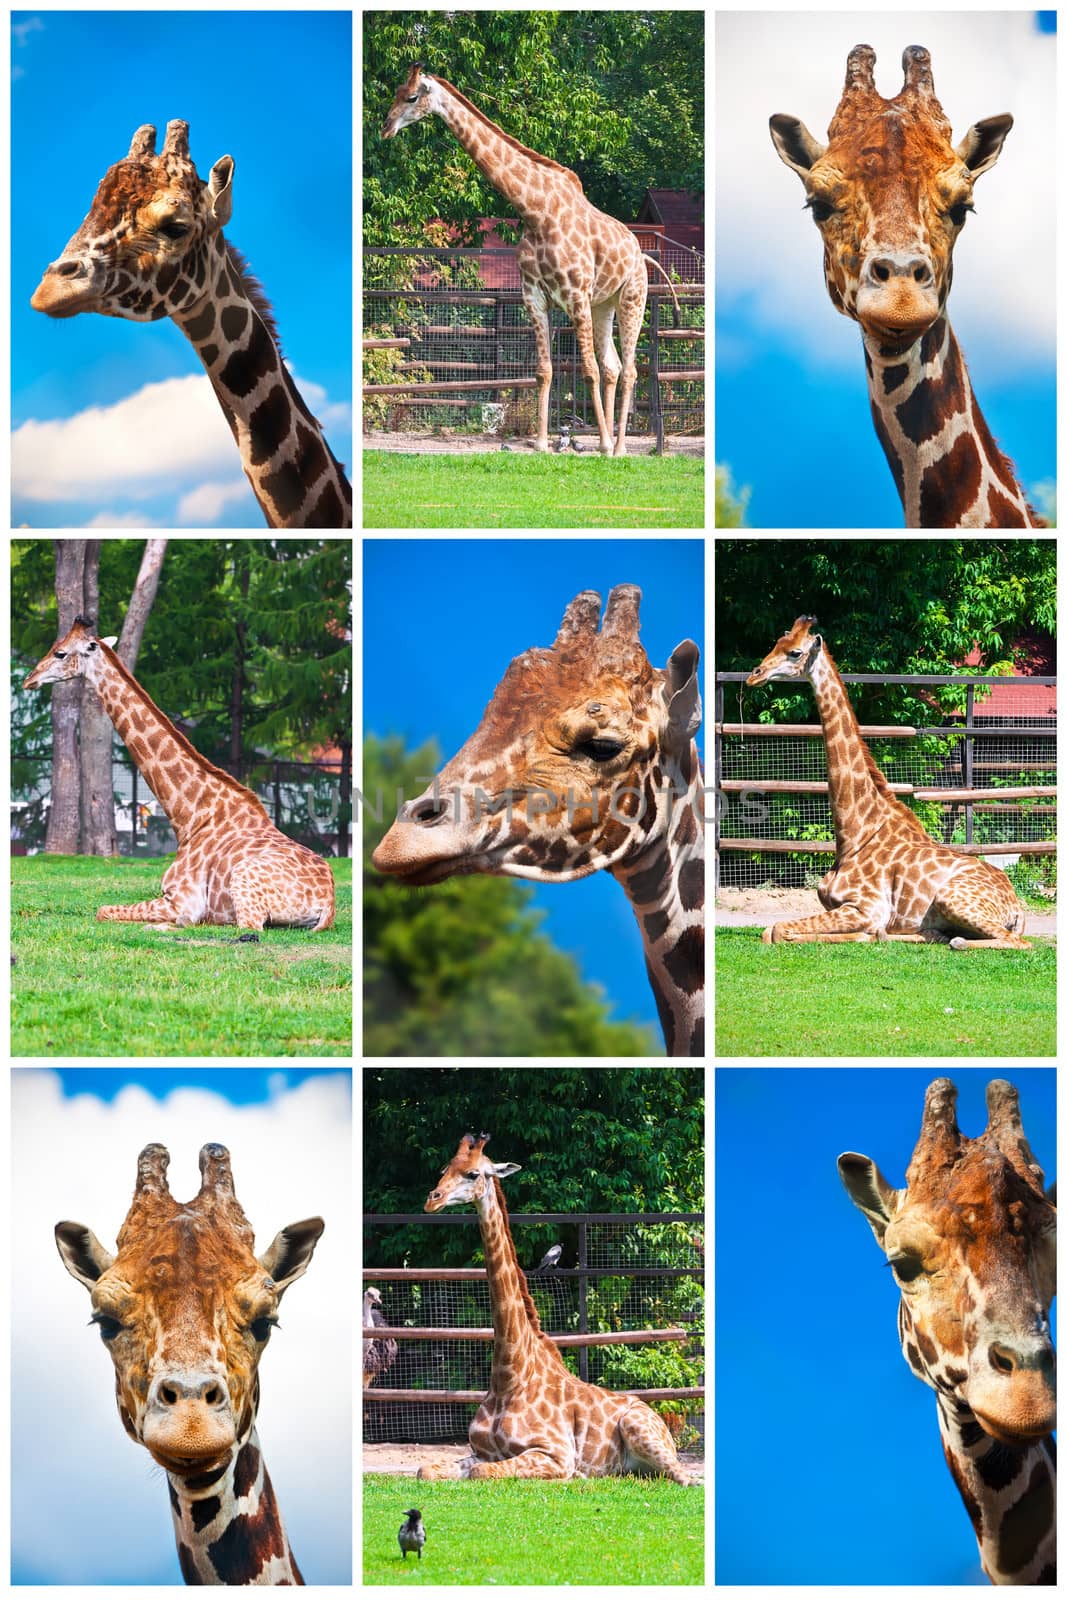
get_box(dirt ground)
[715,886,1057,937]
[362,1441,705,1481]
[363,432,704,457]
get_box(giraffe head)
[424,1133,521,1213]
[31,120,233,323]
[372,584,701,886]
[770,45,1013,347]
[381,64,437,139]
[55,1143,323,1476]
[745,616,823,686]
[24,615,109,689]
[839,1079,1056,1444]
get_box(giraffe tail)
[96,898,176,924]
[642,255,681,328]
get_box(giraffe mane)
[225,243,282,353]
[430,75,585,192]
[490,1175,567,1369]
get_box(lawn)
[362,450,704,528]
[715,929,1056,1057]
[11,855,352,1057]
[363,1474,703,1585]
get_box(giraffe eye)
[948,201,974,228]
[90,1312,124,1342]
[53,650,66,659]
[786,649,802,659]
[249,1316,279,1342]
[576,738,625,763]
[888,1255,924,1283]
[805,198,836,224]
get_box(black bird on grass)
[398,1508,426,1561]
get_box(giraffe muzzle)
[31,259,100,319]
[143,1369,237,1470]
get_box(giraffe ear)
[956,114,1013,180]
[100,636,118,648]
[838,1153,899,1246]
[208,156,234,225]
[55,1222,115,1289]
[258,1217,324,1293]
[664,640,702,740]
[769,114,826,177]
[492,1162,522,1181]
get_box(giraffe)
[416,1133,694,1484]
[745,617,1029,948]
[838,1078,1055,1584]
[381,66,680,456]
[372,584,704,1055]
[25,616,335,937]
[31,120,352,529]
[55,1142,324,1585]
[770,45,1041,528]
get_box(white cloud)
[84,509,161,528]
[717,12,1055,377]
[178,477,255,524]
[11,1071,352,1585]
[12,16,44,47]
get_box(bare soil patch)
[362,1441,705,1481]
[363,432,704,457]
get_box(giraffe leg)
[617,1404,693,1486]
[570,302,612,454]
[762,905,881,943]
[468,1449,573,1480]
[592,300,622,451]
[612,271,647,457]
[521,277,553,452]
[96,897,177,923]
[933,883,1031,950]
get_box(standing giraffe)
[417,1133,693,1483]
[372,584,704,1055]
[745,617,1028,947]
[31,120,352,528]
[25,616,335,937]
[55,1142,324,1584]
[770,45,1041,528]
[381,67,679,455]
[839,1079,1055,1584]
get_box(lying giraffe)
[56,1142,324,1584]
[372,585,704,1054]
[25,616,335,937]
[839,1079,1055,1583]
[31,120,352,528]
[417,1134,694,1484]
[745,617,1029,948]
[771,44,1042,527]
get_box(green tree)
[363,736,659,1056]
[715,465,748,527]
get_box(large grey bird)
[363,1287,398,1389]
[398,1508,426,1561]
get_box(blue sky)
[716,1067,1056,1585]
[363,539,704,1042]
[11,1067,352,1585]
[11,11,352,529]
[716,11,1056,528]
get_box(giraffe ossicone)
[382,66,680,456]
[31,119,352,528]
[25,616,336,937]
[839,1078,1055,1584]
[770,45,1041,528]
[56,1142,324,1585]
[372,584,705,1055]
[416,1133,695,1484]
[746,617,1029,947]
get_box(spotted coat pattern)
[25,617,335,936]
[839,1079,1055,1584]
[416,1135,693,1484]
[746,618,1029,948]
[30,120,351,529]
[55,1142,324,1585]
[770,45,1040,528]
[372,585,704,1055]
[382,67,679,456]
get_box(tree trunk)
[43,542,88,854]
[230,552,251,777]
[117,539,168,670]
[338,737,351,858]
[79,540,119,855]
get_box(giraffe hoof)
[949,936,967,951]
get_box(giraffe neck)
[475,1179,554,1392]
[174,236,352,529]
[86,643,267,845]
[610,739,705,1056]
[167,1424,305,1585]
[863,316,1037,529]
[932,1380,1056,1584]
[806,645,901,859]
[428,77,578,225]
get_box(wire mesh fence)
[715,673,1057,893]
[363,238,704,447]
[363,1211,704,1447]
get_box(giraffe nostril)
[408,797,448,826]
[160,1382,180,1406]
[53,259,83,279]
[203,1384,223,1407]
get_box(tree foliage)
[364,10,704,243]
[363,735,659,1056]
[715,465,748,528]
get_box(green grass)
[362,451,704,528]
[11,855,351,1057]
[715,929,1056,1057]
[363,1474,703,1585]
